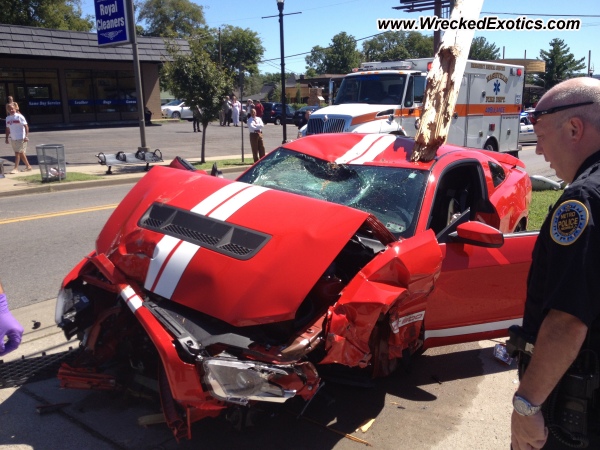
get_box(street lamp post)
[277,0,287,143]
[262,2,300,144]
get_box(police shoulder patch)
[551,200,589,245]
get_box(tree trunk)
[411,0,484,162]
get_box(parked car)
[55,134,534,440]
[260,101,275,122]
[264,102,295,125]
[519,112,536,144]
[161,100,192,120]
[293,105,321,127]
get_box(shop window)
[94,71,120,113]
[66,70,94,114]
[25,70,62,115]
[118,71,137,113]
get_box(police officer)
[511,77,600,449]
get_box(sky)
[81,0,600,76]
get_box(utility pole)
[412,0,484,162]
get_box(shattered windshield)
[238,148,428,238]
[334,74,407,105]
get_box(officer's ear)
[567,116,584,141]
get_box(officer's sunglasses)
[528,101,594,125]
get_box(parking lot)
[8,120,297,167]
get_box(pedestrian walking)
[5,102,32,174]
[5,95,14,115]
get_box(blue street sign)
[95,0,131,47]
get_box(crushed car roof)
[280,133,523,169]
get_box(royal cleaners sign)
[95,0,131,47]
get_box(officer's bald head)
[537,78,600,132]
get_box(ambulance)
[304,58,525,155]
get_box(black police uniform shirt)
[523,150,600,338]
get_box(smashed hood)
[96,166,371,327]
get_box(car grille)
[139,203,271,260]
[306,117,347,134]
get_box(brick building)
[0,24,188,129]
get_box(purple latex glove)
[0,293,24,356]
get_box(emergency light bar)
[358,61,413,71]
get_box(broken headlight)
[202,358,296,405]
[55,287,91,339]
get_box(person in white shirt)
[5,102,32,174]
[247,108,265,162]
[231,95,241,127]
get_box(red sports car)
[55,134,536,440]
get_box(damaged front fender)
[322,229,442,369]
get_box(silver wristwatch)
[513,394,542,416]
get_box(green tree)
[305,67,317,78]
[1,0,93,31]
[468,36,500,61]
[537,38,586,89]
[163,41,233,163]
[361,31,433,62]
[205,25,264,92]
[137,0,206,38]
[305,32,361,74]
[404,32,434,58]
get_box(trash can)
[36,144,66,182]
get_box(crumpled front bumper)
[55,252,321,440]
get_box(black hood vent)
[139,203,271,260]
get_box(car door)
[422,228,537,350]
[181,104,194,119]
[420,159,537,349]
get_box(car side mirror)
[449,221,504,248]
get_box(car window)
[163,100,182,107]
[238,148,428,238]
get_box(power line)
[259,31,388,64]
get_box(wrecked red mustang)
[55,134,537,440]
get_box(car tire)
[274,117,281,126]
[171,111,181,120]
[483,139,498,152]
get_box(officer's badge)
[551,200,589,245]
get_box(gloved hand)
[0,293,24,356]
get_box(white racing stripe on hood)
[144,235,181,291]
[191,181,250,216]
[334,134,381,164]
[143,183,269,300]
[152,241,200,299]
[334,134,396,165]
[350,134,397,164]
[209,185,269,221]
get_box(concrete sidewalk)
[0,298,187,449]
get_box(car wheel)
[171,111,181,120]
[483,139,498,152]
[274,117,281,126]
